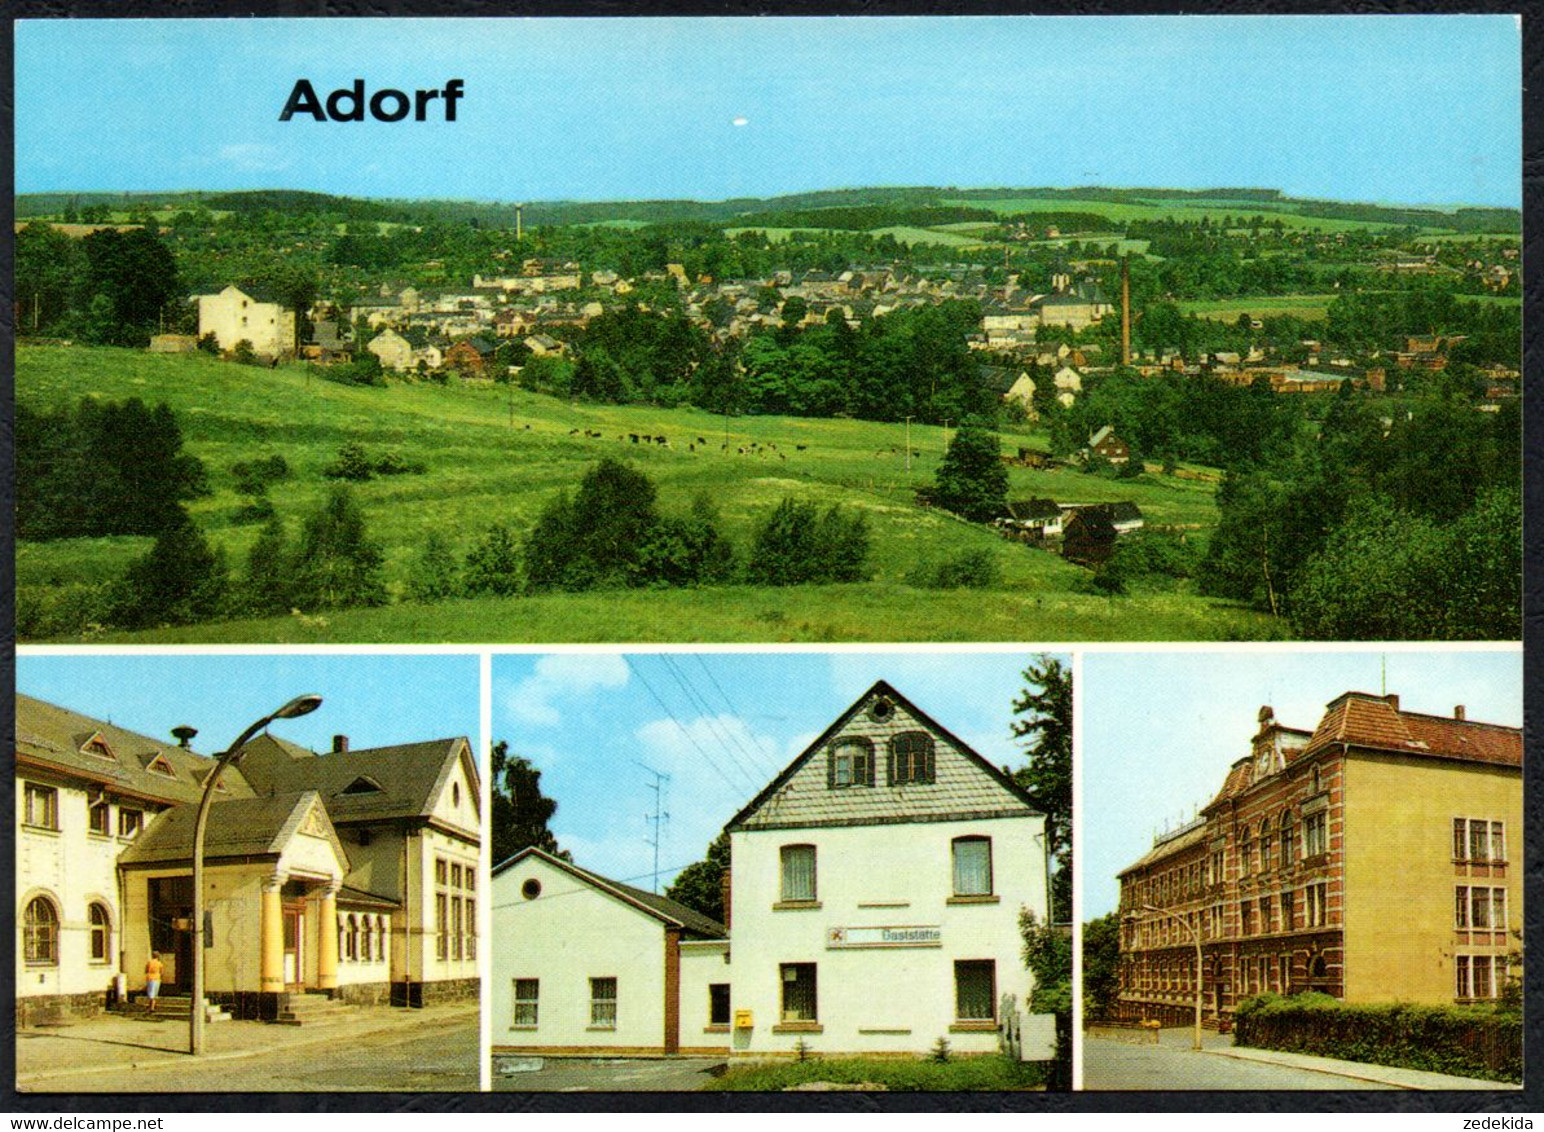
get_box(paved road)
[493,1056,726,1092]
[21,1019,479,1093]
[1082,1035,1386,1091]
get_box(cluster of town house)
[15,694,481,1027]
[1114,691,1522,1030]
[490,682,1054,1059]
[164,255,1523,415]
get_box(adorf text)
[280,79,465,122]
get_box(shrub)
[406,532,462,602]
[525,459,661,592]
[1233,994,1521,1084]
[110,513,229,628]
[907,548,1001,590]
[373,449,426,476]
[746,498,870,586]
[16,582,114,641]
[288,486,387,610]
[637,495,739,587]
[240,514,294,616]
[1106,531,1200,582]
[322,442,375,481]
[463,524,523,596]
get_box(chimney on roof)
[1385,694,1400,712]
[1454,705,1466,721]
[332,734,349,754]
[720,869,732,931]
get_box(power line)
[622,655,744,796]
[489,857,709,912]
[693,655,783,777]
[658,655,763,790]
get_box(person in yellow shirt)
[144,954,164,1014]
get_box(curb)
[16,1008,478,1087]
[1201,1046,1416,1091]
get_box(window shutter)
[886,746,896,786]
[827,747,837,790]
[923,738,935,784]
[864,742,876,786]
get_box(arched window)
[828,737,875,789]
[888,731,935,786]
[24,896,59,965]
[1239,828,1253,876]
[376,915,388,961]
[360,915,373,962]
[1258,818,1273,872]
[346,914,359,962]
[951,836,993,897]
[1310,765,1322,794]
[88,902,112,963]
[1279,811,1295,867]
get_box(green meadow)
[14,344,1272,644]
[1177,293,1340,322]
[940,196,1448,233]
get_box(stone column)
[317,882,340,991]
[259,874,285,995]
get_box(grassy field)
[1177,293,1340,322]
[940,196,1449,233]
[702,1055,1045,1092]
[14,344,1271,643]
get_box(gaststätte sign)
[826,925,942,949]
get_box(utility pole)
[637,762,670,893]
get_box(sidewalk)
[1209,1044,1518,1091]
[16,1001,478,1086]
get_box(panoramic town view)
[10,10,1523,1109]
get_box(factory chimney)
[1121,255,1132,367]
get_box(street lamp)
[189,694,322,1055]
[1138,903,1204,1051]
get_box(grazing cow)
[630,434,639,443]
[568,428,579,436]
[656,435,666,445]
[524,424,533,431]
[796,444,807,451]
[688,443,695,452]
[737,447,745,455]
[697,437,706,445]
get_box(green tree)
[1011,655,1073,922]
[489,741,569,867]
[745,498,870,585]
[930,425,1008,522]
[1020,909,1072,1090]
[289,486,387,610]
[111,513,229,629]
[664,833,732,924]
[407,531,462,602]
[524,459,661,592]
[463,524,523,596]
[239,514,294,615]
[1081,912,1123,1023]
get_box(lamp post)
[190,694,322,1055]
[1139,903,1204,1051]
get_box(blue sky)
[1080,648,1523,919]
[491,651,1063,888]
[17,653,481,762]
[15,16,1521,207]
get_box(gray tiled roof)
[234,733,472,826]
[117,791,344,867]
[15,694,257,807]
[728,681,1039,832]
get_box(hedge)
[1233,993,1521,1083]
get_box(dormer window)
[828,738,875,789]
[80,733,117,761]
[888,732,935,786]
[146,754,177,778]
[867,697,895,724]
[341,776,384,795]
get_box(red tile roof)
[1305,692,1520,768]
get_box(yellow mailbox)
[734,1009,753,1029]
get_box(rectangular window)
[709,983,731,1026]
[952,837,993,897]
[1303,812,1327,858]
[1469,820,1490,862]
[118,809,142,839]
[1306,882,1328,927]
[1279,955,1291,989]
[1471,888,1491,929]
[1456,886,1470,928]
[1455,956,1472,999]
[435,858,448,886]
[955,960,996,1022]
[88,800,110,836]
[451,895,464,960]
[1454,818,1467,861]
[513,978,539,1027]
[1260,896,1273,934]
[781,963,817,1022]
[451,863,463,888]
[590,977,617,1028]
[466,898,476,961]
[1491,821,1506,863]
[23,783,58,830]
[1280,890,1294,931]
[1473,956,1494,999]
[1239,902,1252,936]
[435,893,448,960]
[1492,888,1507,932]
[780,845,817,903]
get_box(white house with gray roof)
[724,681,1048,1057]
[15,693,479,1027]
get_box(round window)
[868,697,894,723]
[521,878,542,900]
